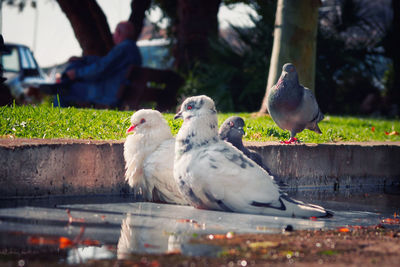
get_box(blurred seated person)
[41,21,142,107]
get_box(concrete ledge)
[0,139,128,198]
[0,139,399,198]
[246,141,400,192]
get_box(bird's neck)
[227,137,244,150]
[270,77,302,109]
[133,126,172,155]
[175,115,219,158]
[277,76,299,93]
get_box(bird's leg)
[280,137,299,144]
[280,132,300,144]
[288,137,300,144]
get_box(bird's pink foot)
[280,137,300,144]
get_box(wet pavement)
[0,191,399,264]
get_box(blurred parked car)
[0,43,48,103]
[137,38,173,69]
[0,34,13,106]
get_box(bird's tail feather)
[278,195,333,218]
[250,195,333,218]
[308,109,324,134]
[313,124,322,134]
[315,110,324,124]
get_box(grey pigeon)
[124,109,187,205]
[173,95,332,218]
[267,63,324,144]
[219,116,270,173]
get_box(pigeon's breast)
[268,84,302,112]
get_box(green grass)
[1,104,399,143]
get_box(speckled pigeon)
[267,63,324,144]
[173,95,332,218]
[124,109,187,205]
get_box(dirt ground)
[110,224,400,267]
[1,222,399,267]
[93,224,400,267]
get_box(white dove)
[124,109,187,205]
[173,95,332,218]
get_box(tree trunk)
[56,0,113,56]
[129,0,152,41]
[174,0,221,73]
[259,0,321,114]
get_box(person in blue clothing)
[43,21,142,107]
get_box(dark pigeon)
[219,116,270,173]
[267,63,324,144]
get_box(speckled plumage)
[267,63,324,142]
[174,95,332,218]
[124,109,187,205]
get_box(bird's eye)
[229,121,234,128]
[187,105,192,110]
[140,118,146,124]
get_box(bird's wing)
[144,139,174,185]
[246,149,263,166]
[297,87,321,123]
[189,142,281,208]
[144,139,186,204]
[218,124,230,140]
[124,134,146,188]
[266,85,276,114]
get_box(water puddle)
[0,192,399,264]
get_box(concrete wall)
[246,141,400,192]
[0,139,399,198]
[0,139,129,198]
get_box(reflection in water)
[167,234,186,254]
[116,211,219,259]
[117,214,133,259]
[0,192,398,264]
[116,209,190,259]
[114,202,330,258]
[117,212,171,258]
[67,246,114,265]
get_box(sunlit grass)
[1,105,399,143]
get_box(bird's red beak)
[126,124,136,133]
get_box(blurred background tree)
[4,0,151,56]
[259,0,320,114]
[56,0,114,56]
[382,0,400,116]
[315,0,393,116]
[154,0,221,73]
[181,0,398,116]
[4,0,399,116]
[180,0,276,111]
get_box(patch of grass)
[0,105,131,140]
[0,105,399,143]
